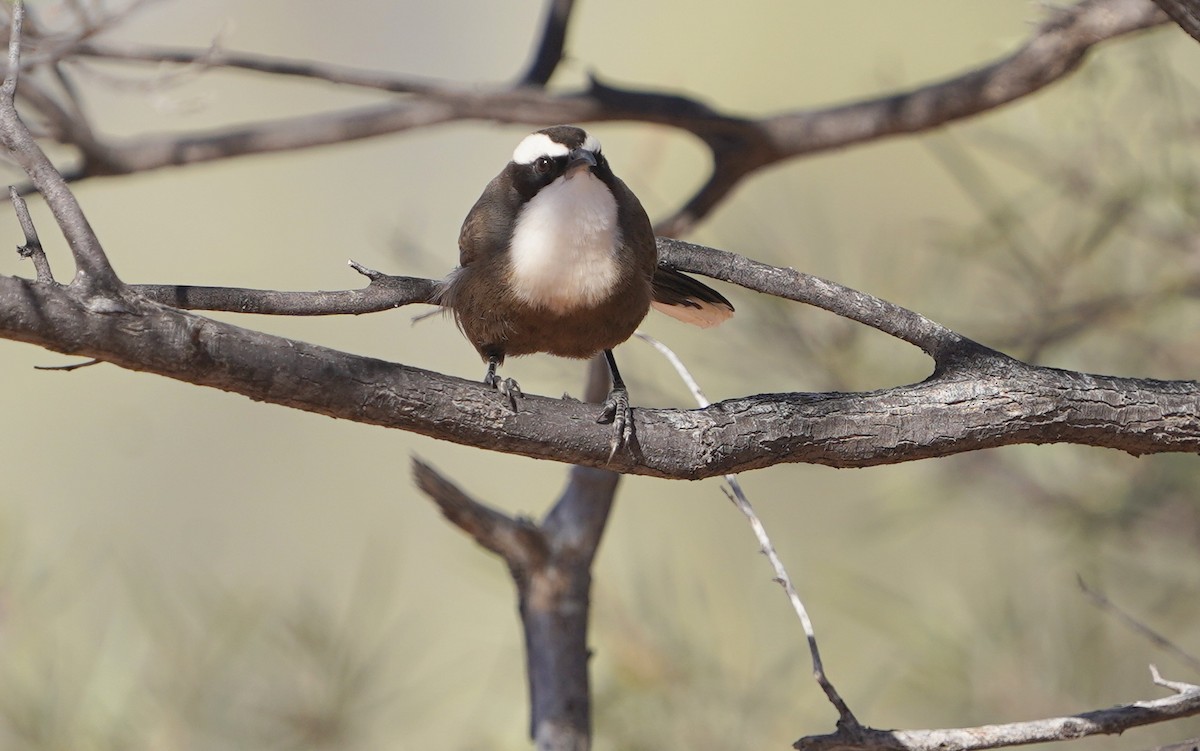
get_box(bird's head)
[509,125,609,197]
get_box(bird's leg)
[597,349,633,460]
[483,355,521,412]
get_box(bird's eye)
[533,156,553,175]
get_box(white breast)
[508,173,621,313]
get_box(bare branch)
[796,674,1200,751]
[71,39,450,94]
[33,357,99,371]
[414,357,620,751]
[1151,665,1200,694]
[121,236,977,365]
[641,331,858,728]
[131,271,438,316]
[0,0,120,291]
[1078,577,1200,673]
[519,0,577,87]
[34,0,1167,234]
[9,184,53,282]
[1151,0,1200,42]
[3,244,1199,478]
[655,238,978,364]
[412,457,549,569]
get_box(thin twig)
[72,39,451,94]
[636,331,860,729]
[9,184,54,282]
[1078,576,1200,673]
[0,0,122,291]
[0,0,24,102]
[34,358,99,371]
[1151,664,1200,694]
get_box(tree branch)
[0,0,120,291]
[414,356,620,751]
[30,0,1166,233]
[3,272,1198,478]
[8,184,53,283]
[1151,0,1200,42]
[131,260,438,315]
[519,0,577,87]
[796,671,1200,751]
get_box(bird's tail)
[650,266,734,328]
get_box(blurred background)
[1,1,1199,749]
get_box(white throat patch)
[508,172,621,313]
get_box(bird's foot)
[597,386,632,462]
[484,371,522,412]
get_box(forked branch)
[9,0,1166,234]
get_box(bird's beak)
[565,149,597,179]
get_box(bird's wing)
[457,172,519,267]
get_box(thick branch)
[414,357,619,751]
[3,275,1198,479]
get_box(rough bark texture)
[3,274,1197,479]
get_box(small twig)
[1151,664,1200,694]
[637,331,860,729]
[1,0,24,102]
[721,479,859,730]
[9,184,54,282]
[34,358,99,371]
[1078,576,1200,674]
[73,39,450,95]
[348,258,384,280]
[0,0,122,291]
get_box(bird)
[438,125,733,457]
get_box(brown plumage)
[438,125,733,456]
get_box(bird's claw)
[597,387,632,462]
[484,371,522,412]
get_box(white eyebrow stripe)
[512,133,569,164]
[582,132,601,153]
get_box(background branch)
[7,0,1163,234]
[0,0,119,291]
[414,356,619,750]
[1152,0,1200,42]
[518,0,577,87]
